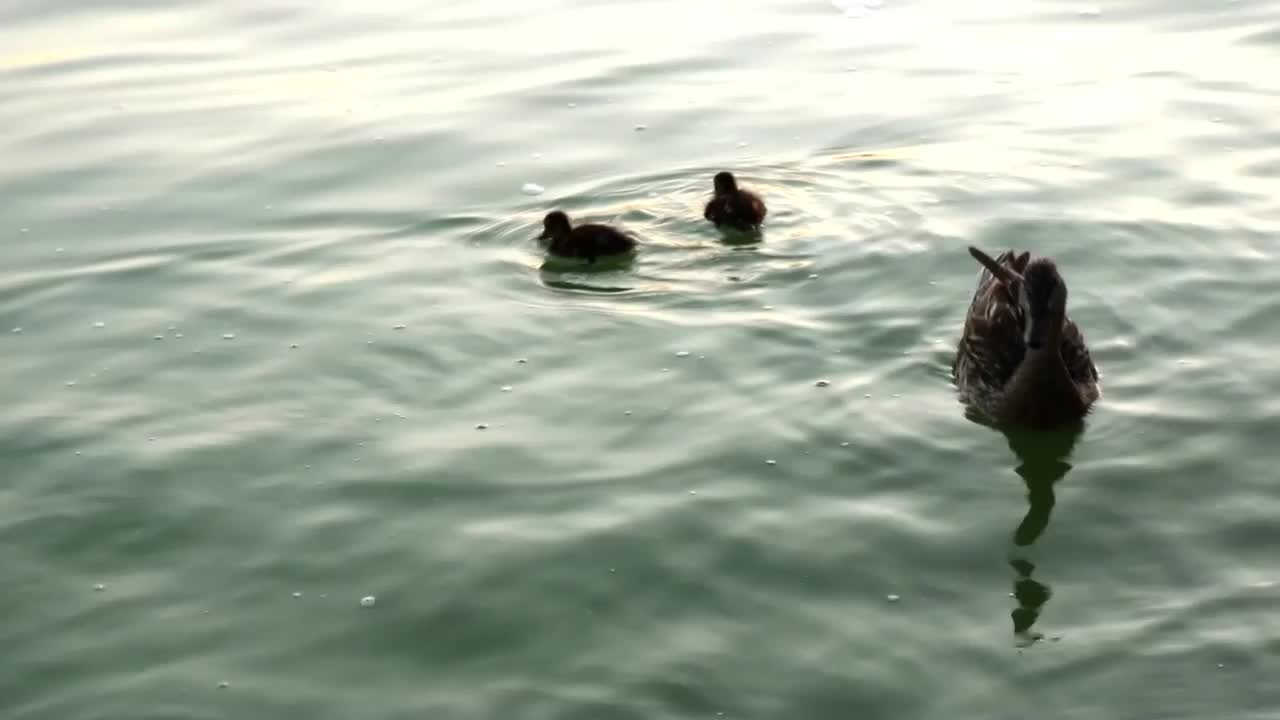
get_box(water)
[4,0,1280,717]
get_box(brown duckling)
[539,210,637,262]
[703,171,767,232]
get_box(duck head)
[968,246,1068,351]
[713,171,738,196]
[540,210,572,241]
[1018,259,1067,350]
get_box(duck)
[703,171,767,232]
[952,246,1099,429]
[538,210,636,262]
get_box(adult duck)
[539,210,636,263]
[703,171,767,232]
[952,246,1099,429]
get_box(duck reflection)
[1001,421,1082,645]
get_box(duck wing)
[954,251,1028,391]
[743,190,767,223]
[705,192,766,229]
[1060,317,1099,389]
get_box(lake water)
[4,0,1280,717]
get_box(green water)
[5,0,1280,717]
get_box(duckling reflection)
[1002,422,1082,645]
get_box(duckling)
[952,246,1099,429]
[538,210,636,262]
[703,171,767,232]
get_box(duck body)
[952,247,1099,429]
[539,211,636,262]
[704,171,766,232]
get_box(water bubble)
[94,321,105,328]
[521,183,545,196]
[815,380,830,388]
[11,327,22,334]
[393,324,406,330]
[19,228,29,234]
[175,333,184,339]
[223,333,236,340]
[218,681,230,689]
[292,592,302,598]
[864,393,872,398]
[567,102,577,108]
[496,160,507,167]
[689,490,697,495]
[500,385,513,392]
[531,152,543,160]
[886,594,901,602]
[762,305,774,311]
[290,343,299,349]
[765,459,777,466]
[476,423,489,430]
[94,583,106,591]
[737,141,750,148]
[55,247,64,253]
[840,442,850,447]
[634,124,648,131]
[516,358,528,364]
[153,335,164,341]
[675,351,691,358]
[624,410,632,416]
[809,273,820,279]
[360,595,376,608]
[1077,6,1101,16]
[65,380,76,387]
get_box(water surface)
[4,0,1280,718]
